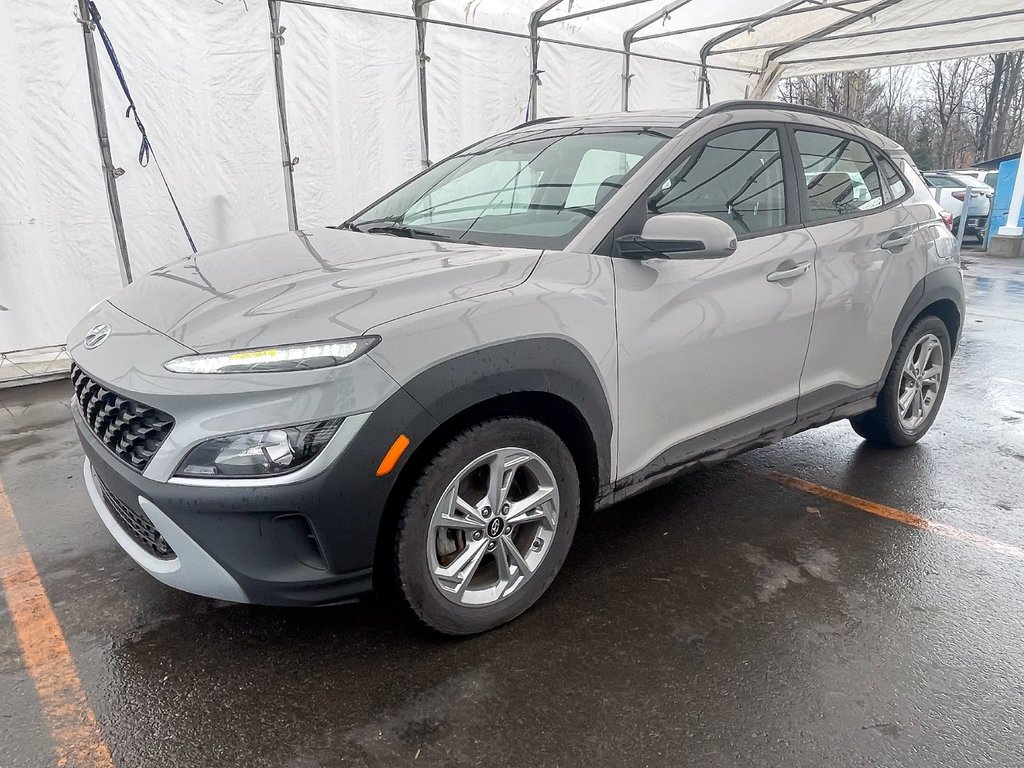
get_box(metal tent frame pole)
[531,0,663,119]
[706,8,1024,56]
[413,0,432,168]
[540,0,657,27]
[621,1,696,111]
[278,1,751,71]
[633,0,870,43]
[527,1,563,122]
[269,0,300,231]
[747,0,903,98]
[76,0,132,285]
[697,0,810,108]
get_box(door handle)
[881,233,913,252]
[766,261,811,283]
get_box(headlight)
[164,337,380,374]
[175,418,344,478]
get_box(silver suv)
[69,102,963,634]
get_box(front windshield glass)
[345,128,674,249]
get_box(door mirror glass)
[616,213,738,260]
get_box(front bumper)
[83,456,250,603]
[74,382,439,606]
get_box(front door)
[613,126,817,480]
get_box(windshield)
[345,128,674,249]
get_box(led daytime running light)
[164,337,379,374]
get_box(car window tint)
[565,148,645,209]
[984,171,1000,188]
[648,128,786,236]
[878,156,908,199]
[795,131,884,221]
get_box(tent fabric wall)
[281,4,422,224]
[4,0,1024,357]
[0,0,120,353]
[1,0,286,354]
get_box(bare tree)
[926,59,984,167]
[779,55,1024,170]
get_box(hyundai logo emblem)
[83,323,112,350]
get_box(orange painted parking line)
[767,472,1024,561]
[0,477,115,768]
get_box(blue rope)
[87,1,197,253]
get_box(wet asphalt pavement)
[2,256,1023,768]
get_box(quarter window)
[878,155,908,200]
[795,131,883,221]
[649,128,787,236]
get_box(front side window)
[346,129,672,250]
[796,131,883,221]
[649,127,787,236]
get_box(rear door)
[612,125,817,479]
[793,129,928,412]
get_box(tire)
[394,417,580,635]
[850,316,951,447]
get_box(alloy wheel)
[897,333,944,432]
[427,447,559,607]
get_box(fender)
[313,338,613,576]
[398,337,614,488]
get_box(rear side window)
[649,127,787,236]
[795,131,883,221]
[984,171,1000,188]
[878,155,908,200]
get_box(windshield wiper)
[341,216,397,232]
[359,223,458,241]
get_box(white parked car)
[923,172,993,242]
[937,168,1001,189]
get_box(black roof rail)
[696,100,866,128]
[510,115,569,130]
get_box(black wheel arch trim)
[394,337,614,489]
[884,267,963,392]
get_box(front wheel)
[850,316,951,447]
[394,417,579,635]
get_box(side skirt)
[596,389,875,510]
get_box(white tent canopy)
[2,0,1023,355]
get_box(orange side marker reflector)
[376,434,411,477]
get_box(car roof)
[511,102,902,153]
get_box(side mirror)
[616,213,738,260]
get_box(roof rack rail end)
[696,100,866,128]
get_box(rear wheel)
[850,316,951,447]
[394,417,579,635]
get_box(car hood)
[108,229,543,353]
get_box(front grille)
[71,363,174,472]
[94,472,176,560]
